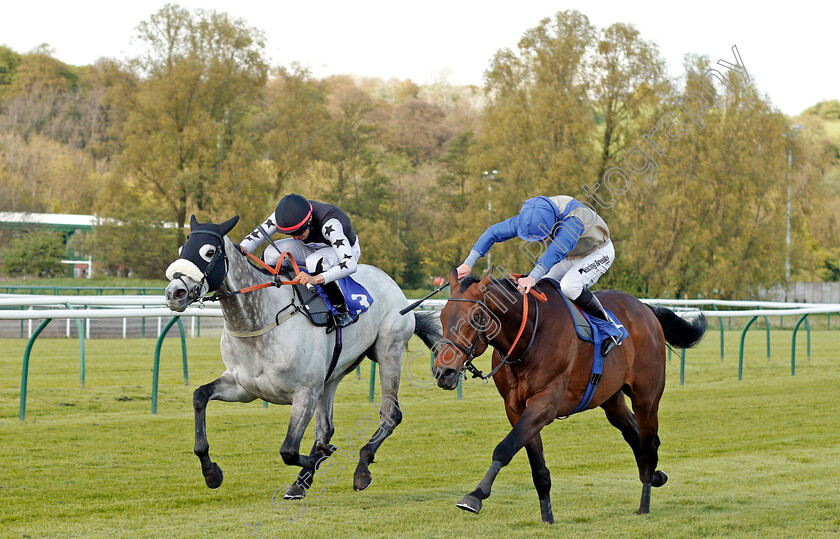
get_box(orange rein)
[237,251,305,294]
[504,275,547,358]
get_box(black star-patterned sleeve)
[320,218,358,283]
[239,211,279,254]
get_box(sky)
[1,1,837,116]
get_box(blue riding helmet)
[516,196,559,241]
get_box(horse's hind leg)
[601,390,644,467]
[624,386,668,514]
[285,380,339,500]
[194,373,256,489]
[354,339,405,492]
[525,433,554,524]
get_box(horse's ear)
[449,266,460,291]
[219,215,239,236]
[189,215,199,229]
[479,265,494,287]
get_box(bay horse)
[432,268,706,523]
[164,216,441,498]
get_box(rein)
[175,238,310,332]
[204,250,304,302]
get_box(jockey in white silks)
[239,193,360,325]
[456,195,622,354]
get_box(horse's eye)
[472,312,482,323]
[199,244,216,262]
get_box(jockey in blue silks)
[456,195,622,353]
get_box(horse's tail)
[647,305,707,349]
[413,311,442,352]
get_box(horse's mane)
[460,275,481,292]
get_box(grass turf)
[1,330,838,538]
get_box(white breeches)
[544,240,615,300]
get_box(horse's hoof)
[283,483,306,500]
[203,462,224,489]
[456,494,482,514]
[540,498,554,524]
[652,470,668,488]
[637,506,650,515]
[353,471,372,491]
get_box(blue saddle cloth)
[313,275,374,317]
[542,278,629,416]
[542,279,627,345]
[337,275,374,316]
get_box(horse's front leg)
[194,373,256,488]
[457,394,556,516]
[525,434,554,524]
[279,387,320,470]
[284,381,339,500]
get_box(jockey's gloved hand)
[232,242,245,255]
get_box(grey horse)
[164,216,441,498]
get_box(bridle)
[171,229,227,304]
[171,230,310,305]
[437,297,490,378]
[438,288,543,381]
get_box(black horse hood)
[165,215,239,291]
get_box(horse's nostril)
[175,289,186,299]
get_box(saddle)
[276,267,344,329]
[274,266,373,331]
[542,278,629,417]
[542,278,627,347]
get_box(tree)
[383,98,452,165]
[474,10,600,273]
[2,229,65,277]
[0,132,102,213]
[119,5,268,243]
[428,130,481,272]
[0,45,21,97]
[613,58,794,298]
[321,76,379,207]
[257,64,332,199]
[3,45,80,98]
[90,174,181,279]
[590,22,669,183]
[802,100,840,120]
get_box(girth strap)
[325,327,343,381]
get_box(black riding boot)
[573,289,621,356]
[323,281,354,328]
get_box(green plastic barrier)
[151,316,189,414]
[19,319,52,421]
[369,361,377,403]
[737,316,759,381]
[711,305,725,361]
[790,314,812,376]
